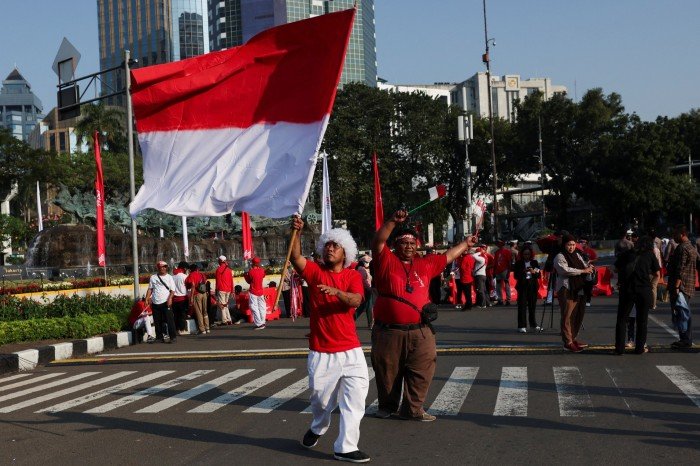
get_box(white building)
[377,80,453,105]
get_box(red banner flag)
[241,211,253,260]
[373,151,384,231]
[93,130,106,267]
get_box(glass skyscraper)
[97,0,210,104]
[208,0,376,87]
[0,69,43,142]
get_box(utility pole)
[482,0,499,239]
[458,114,474,235]
[125,50,140,300]
[538,115,546,229]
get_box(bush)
[0,293,132,322]
[0,312,127,346]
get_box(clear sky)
[1,0,698,122]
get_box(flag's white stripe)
[0,373,64,392]
[37,371,175,413]
[0,373,32,385]
[493,367,528,417]
[0,372,134,413]
[84,370,213,414]
[605,368,636,416]
[189,369,295,413]
[136,369,253,414]
[658,365,700,408]
[553,367,594,417]
[244,376,309,414]
[428,186,439,201]
[428,367,479,416]
[301,368,374,415]
[132,119,326,218]
[0,372,99,404]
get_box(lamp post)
[538,116,546,228]
[482,0,499,239]
[458,114,474,236]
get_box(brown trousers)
[370,325,437,418]
[558,287,586,344]
[192,292,209,332]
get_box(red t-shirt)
[244,267,266,296]
[215,264,234,292]
[459,254,475,284]
[373,246,447,324]
[494,248,512,274]
[300,261,364,353]
[185,270,207,293]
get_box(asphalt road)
[1,298,698,465]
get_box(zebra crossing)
[0,364,698,417]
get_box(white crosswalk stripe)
[493,367,528,417]
[0,372,135,413]
[244,376,308,414]
[0,372,100,404]
[657,365,700,408]
[0,372,65,393]
[189,369,295,413]
[37,371,177,413]
[136,369,254,414]
[0,373,33,385]
[428,367,479,416]
[85,370,214,414]
[553,366,595,417]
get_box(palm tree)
[74,102,126,153]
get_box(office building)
[377,80,454,106]
[28,108,86,155]
[208,0,376,87]
[97,0,210,104]
[0,69,43,142]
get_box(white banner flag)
[321,152,332,234]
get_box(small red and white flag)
[428,184,447,202]
[129,9,355,219]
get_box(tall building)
[0,69,43,142]
[97,0,210,104]
[208,0,376,87]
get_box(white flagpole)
[182,216,189,259]
[36,181,43,232]
[321,152,332,234]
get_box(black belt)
[374,320,424,331]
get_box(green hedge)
[0,294,133,322]
[0,312,128,346]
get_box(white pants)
[249,293,267,326]
[133,316,155,339]
[308,347,369,454]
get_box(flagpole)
[36,181,43,232]
[182,216,189,259]
[407,198,439,216]
[274,228,298,317]
[125,49,140,300]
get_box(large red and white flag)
[129,9,355,218]
[93,131,106,267]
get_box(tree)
[74,102,126,152]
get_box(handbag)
[378,293,438,333]
[196,281,208,294]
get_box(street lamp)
[458,114,474,236]
[538,116,546,229]
[482,0,499,239]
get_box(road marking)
[0,372,100,404]
[0,373,33,384]
[0,373,65,393]
[136,369,254,413]
[605,368,636,417]
[189,369,295,413]
[38,371,177,413]
[428,367,479,416]
[649,315,677,338]
[244,376,309,413]
[0,372,135,413]
[83,370,214,414]
[657,365,700,408]
[301,368,375,415]
[493,367,528,416]
[553,366,595,417]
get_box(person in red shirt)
[493,240,513,306]
[458,250,476,310]
[371,209,477,422]
[244,257,267,329]
[184,263,209,334]
[289,216,370,464]
[215,255,234,325]
[484,245,496,304]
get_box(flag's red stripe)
[131,9,355,132]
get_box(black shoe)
[671,340,692,349]
[505,301,511,306]
[334,450,371,463]
[301,429,321,449]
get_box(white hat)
[316,228,358,268]
[218,255,227,262]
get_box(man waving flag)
[129,9,355,219]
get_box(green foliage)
[74,102,127,153]
[0,214,30,248]
[0,293,132,322]
[0,313,126,346]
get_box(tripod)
[539,271,558,331]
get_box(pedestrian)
[457,250,475,310]
[667,224,696,349]
[513,247,541,333]
[215,255,234,325]
[185,263,210,334]
[554,234,595,352]
[614,235,660,354]
[472,246,489,308]
[648,229,663,310]
[493,239,513,306]
[244,257,267,329]
[231,284,246,325]
[355,256,375,328]
[578,237,598,307]
[172,261,190,335]
[289,216,371,464]
[370,209,476,422]
[615,229,635,257]
[145,260,176,343]
[282,265,293,318]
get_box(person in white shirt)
[145,260,176,343]
[172,261,190,335]
[472,247,489,308]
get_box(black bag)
[196,281,208,293]
[379,293,438,333]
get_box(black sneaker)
[301,429,321,449]
[334,450,371,463]
[671,340,692,349]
